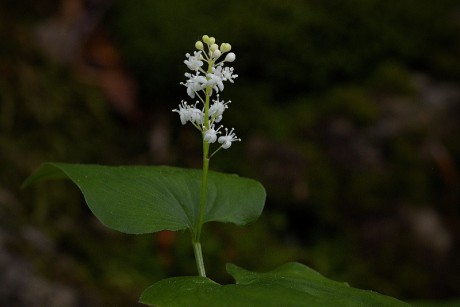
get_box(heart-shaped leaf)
[140,262,409,307]
[24,163,266,234]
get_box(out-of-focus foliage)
[108,0,460,97]
[0,2,157,305]
[1,0,460,305]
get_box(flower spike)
[173,35,240,153]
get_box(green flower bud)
[195,41,204,50]
[210,44,219,52]
[221,43,232,53]
[202,35,210,43]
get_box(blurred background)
[1,0,460,306]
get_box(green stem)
[192,152,209,277]
[192,241,206,277]
[195,155,209,242]
[192,59,214,277]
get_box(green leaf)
[24,163,266,234]
[140,262,409,307]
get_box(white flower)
[218,128,241,149]
[203,124,221,143]
[190,106,204,125]
[206,71,224,93]
[172,101,203,125]
[209,95,230,120]
[184,51,203,71]
[181,72,207,98]
[172,101,192,125]
[221,67,238,83]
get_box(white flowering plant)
[172,35,244,277]
[24,35,408,306]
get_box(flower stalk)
[173,35,240,276]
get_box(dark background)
[1,0,460,306]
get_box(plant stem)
[192,241,206,277]
[195,155,209,242]
[192,60,214,277]
[192,152,209,277]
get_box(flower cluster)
[173,35,240,151]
